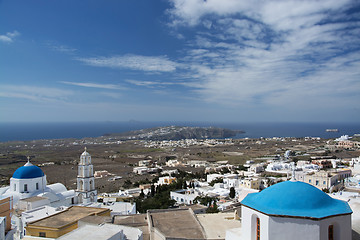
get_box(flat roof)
[148,208,206,239]
[114,214,148,227]
[22,206,67,224]
[114,214,150,240]
[27,206,109,229]
[196,212,241,239]
[21,196,48,202]
[58,224,122,240]
[78,215,112,225]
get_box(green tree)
[150,185,155,197]
[206,202,219,213]
[209,177,223,186]
[194,196,218,206]
[229,187,235,198]
[139,189,145,199]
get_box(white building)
[15,205,68,239]
[188,160,208,168]
[157,176,176,185]
[239,178,261,190]
[296,160,320,171]
[208,185,230,197]
[248,164,264,173]
[223,178,239,189]
[165,159,181,167]
[227,180,353,240]
[76,148,97,204]
[138,159,152,167]
[102,202,136,217]
[265,162,291,173]
[170,189,198,205]
[0,159,75,208]
[133,166,148,175]
[335,135,350,141]
[351,156,360,174]
[301,169,351,191]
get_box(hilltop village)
[0,131,360,239]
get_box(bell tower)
[76,147,97,203]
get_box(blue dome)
[241,181,352,219]
[12,164,45,179]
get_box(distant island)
[103,126,244,141]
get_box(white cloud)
[126,79,201,88]
[0,31,20,43]
[49,44,77,53]
[168,0,352,28]
[76,54,178,72]
[126,80,160,87]
[167,0,255,26]
[166,0,360,112]
[0,85,72,102]
[61,81,126,90]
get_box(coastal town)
[2,0,360,239]
[0,131,360,239]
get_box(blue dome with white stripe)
[241,181,352,219]
[12,161,44,179]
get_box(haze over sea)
[1,122,360,142]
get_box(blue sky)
[1,0,359,123]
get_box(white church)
[0,148,97,208]
[227,178,353,240]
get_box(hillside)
[103,126,244,140]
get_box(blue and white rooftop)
[12,160,45,179]
[241,181,352,219]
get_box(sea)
[0,121,359,142]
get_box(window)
[36,182,39,190]
[14,184,16,191]
[24,184,28,192]
[39,232,46,237]
[256,218,260,240]
[316,180,319,186]
[323,181,326,185]
[328,225,334,240]
[309,179,311,183]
